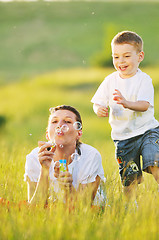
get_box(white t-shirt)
[24,143,106,205]
[91,69,159,140]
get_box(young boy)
[91,31,159,197]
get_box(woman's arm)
[28,142,55,205]
[26,176,37,202]
[78,175,101,205]
[29,168,50,205]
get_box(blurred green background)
[0,1,159,82]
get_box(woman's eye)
[125,55,130,58]
[51,121,58,124]
[64,120,72,124]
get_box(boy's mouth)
[119,65,128,71]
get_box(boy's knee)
[150,166,159,182]
[121,160,141,187]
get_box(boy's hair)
[111,31,143,52]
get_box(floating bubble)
[59,144,64,148]
[71,153,80,162]
[55,126,61,133]
[55,124,69,134]
[61,124,69,133]
[73,121,82,130]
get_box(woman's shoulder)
[80,143,101,158]
[26,147,39,162]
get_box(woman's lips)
[56,131,64,136]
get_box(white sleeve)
[80,151,105,185]
[91,78,109,107]
[24,148,41,182]
[137,75,154,106]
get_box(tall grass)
[0,67,159,239]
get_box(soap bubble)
[73,121,82,130]
[61,124,69,133]
[71,152,80,162]
[55,124,69,134]
[55,126,61,133]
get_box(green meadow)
[0,1,159,240]
[0,66,159,240]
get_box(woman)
[24,105,106,207]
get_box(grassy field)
[0,66,159,240]
[0,1,159,82]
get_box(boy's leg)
[123,181,138,201]
[142,127,159,185]
[114,136,143,200]
[150,166,159,183]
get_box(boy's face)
[112,43,144,79]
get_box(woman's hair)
[49,105,82,154]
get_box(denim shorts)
[114,126,159,186]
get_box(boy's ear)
[139,51,144,62]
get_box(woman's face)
[47,110,82,148]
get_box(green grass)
[0,1,159,82]
[0,66,159,239]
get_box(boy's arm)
[113,89,150,112]
[93,104,109,117]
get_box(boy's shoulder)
[138,69,151,79]
[104,71,117,80]
[102,71,118,84]
[104,69,152,81]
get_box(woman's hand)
[55,170,73,192]
[38,141,56,169]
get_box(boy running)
[91,31,159,198]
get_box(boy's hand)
[113,89,149,111]
[113,89,128,108]
[96,105,109,117]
